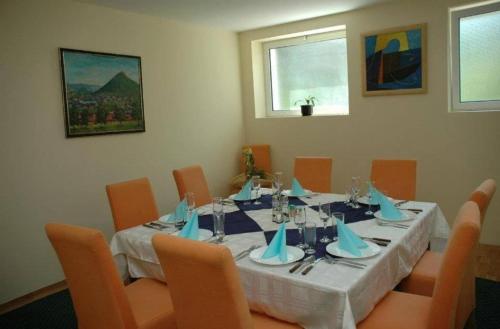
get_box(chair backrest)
[152,234,253,329]
[172,165,212,207]
[240,144,272,174]
[293,157,333,193]
[370,159,417,200]
[106,177,159,232]
[45,223,136,329]
[428,201,481,329]
[469,178,496,223]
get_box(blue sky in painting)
[63,51,140,86]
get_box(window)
[262,28,348,117]
[450,1,500,111]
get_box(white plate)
[174,228,213,241]
[249,246,305,265]
[281,189,313,197]
[229,191,261,201]
[158,214,175,223]
[326,240,381,259]
[374,210,416,222]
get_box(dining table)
[110,188,449,329]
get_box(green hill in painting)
[95,71,140,97]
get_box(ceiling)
[79,0,392,32]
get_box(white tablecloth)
[110,193,449,329]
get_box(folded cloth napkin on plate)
[336,218,368,256]
[377,191,404,220]
[291,178,307,196]
[159,199,188,223]
[178,211,199,240]
[233,180,252,201]
[261,223,288,262]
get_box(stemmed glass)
[351,177,361,209]
[318,202,332,243]
[272,172,283,196]
[252,175,261,205]
[292,206,307,249]
[185,192,195,223]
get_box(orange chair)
[152,234,302,329]
[45,223,176,329]
[370,159,417,200]
[293,157,333,193]
[358,201,481,329]
[240,144,272,174]
[172,165,212,206]
[398,179,496,329]
[106,177,159,232]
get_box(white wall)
[0,0,244,303]
[239,0,500,244]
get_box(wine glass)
[212,197,225,242]
[318,202,331,243]
[252,175,261,204]
[272,172,283,196]
[351,177,361,209]
[292,206,307,249]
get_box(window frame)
[450,1,500,112]
[262,29,348,118]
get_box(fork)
[234,245,260,261]
[378,222,409,229]
[325,255,366,269]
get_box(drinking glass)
[332,212,345,224]
[212,197,223,215]
[280,195,290,222]
[344,185,352,206]
[351,177,361,209]
[318,203,331,243]
[213,212,225,241]
[292,206,307,249]
[252,175,261,204]
[304,222,317,255]
[272,172,283,196]
[272,194,282,223]
[364,182,374,216]
[185,192,195,222]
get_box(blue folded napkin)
[233,180,252,201]
[336,218,368,256]
[291,178,307,196]
[367,183,380,205]
[178,211,199,240]
[261,223,288,262]
[160,199,188,223]
[378,192,404,220]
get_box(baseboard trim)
[0,280,67,315]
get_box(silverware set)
[142,221,174,231]
[377,221,410,229]
[289,254,368,275]
[324,254,367,269]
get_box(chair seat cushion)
[251,311,302,329]
[125,278,176,329]
[357,291,431,329]
[399,251,442,297]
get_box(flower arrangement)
[242,147,264,180]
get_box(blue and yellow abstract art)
[363,24,427,95]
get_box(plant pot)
[300,105,313,116]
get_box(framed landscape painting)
[362,23,427,96]
[60,48,145,137]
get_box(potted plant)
[294,96,317,116]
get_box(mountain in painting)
[94,71,140,97]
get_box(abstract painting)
[362,24,427,96]
[60,48,145,137]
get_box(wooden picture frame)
[361,23,427,96]
[60,48,145,137]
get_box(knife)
[289,255,315,273]
[301,257,324,275]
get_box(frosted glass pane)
[269,38,348,113]
[460,10,500,102]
